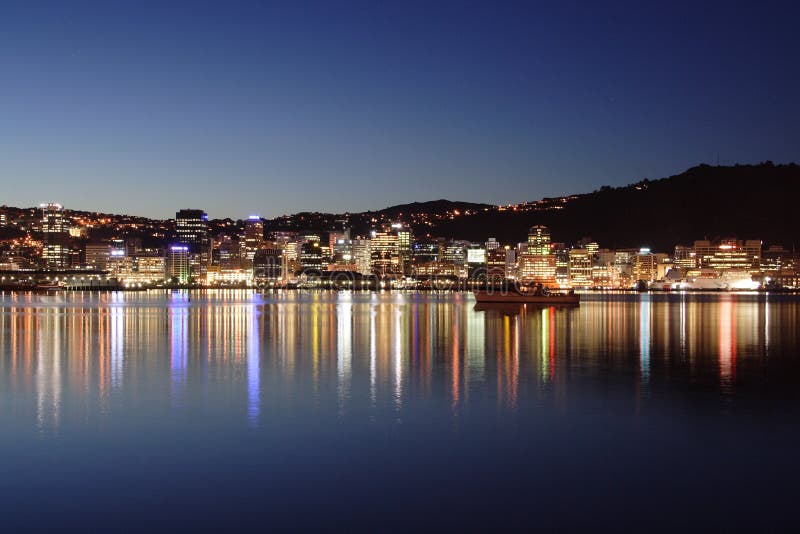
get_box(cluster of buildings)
[0,203,798,290]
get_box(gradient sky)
[2,0,798,219]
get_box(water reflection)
[1,291,799,433]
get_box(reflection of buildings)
[4,292,799,432]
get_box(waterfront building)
[568,249,592,287]
[133,254,166,284]
[518,225,556,285]
[411,241,440,265]
[517,255,557,285]
[694,238,761,272]
[486,248,508,281]
[85,243,111,270]
[505,248,517,279]
[299,242,323,272]
[166,245,191,284]
[352,239,372,275]
[370,230,399,275]
[466,244,487,279]
[673,245,696,269]
[632,248,658,283]
[253,247,284,284]
[761,245,796,274]
[332,238,354,264]
[553,243,569,287]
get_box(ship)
[473,285,580,305]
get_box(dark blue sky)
[2,0,798,219]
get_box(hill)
[371,199,493,219]
[429,163,800,250]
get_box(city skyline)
[3,1,799,218]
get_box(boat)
[473,285,580,305]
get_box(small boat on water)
[473,285,580,305]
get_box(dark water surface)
[1,290,799,530]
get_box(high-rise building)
[519,225,556,285]
[466,244,487,279]
[527,225,551,255]
[175,209,208,253]
[632,248,658,282]
[40,203,69,268]
[568,249,593,287]
[370,230,399,275]
[486,248,507,281]
[242,216,265,263]
[673,245,696,269]
[299,242,323,272]
[166,245,191,284]
[352,239,372,275]
[253,247,284,283]
[412,241,440,265]
[394,223,412,273]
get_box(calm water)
[1,290,799,530]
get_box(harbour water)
[1,290,799,530]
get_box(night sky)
[2,0,798,219]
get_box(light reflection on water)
[1,290,799,529]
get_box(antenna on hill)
[716,153,720,166]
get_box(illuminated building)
[486,248,507,281]
[694,239,761,272]
[761,245,796,274]
[632,248,658,283]
[40,203,69,268]
[133,254,166,284]
[370,230,399,275]
[553,243,569,286]
[568,248,592,287]
[175,209,208,253]
[442,241,468,265]
[395,224,412,273]
[527,225,551,255]
[352,239,372,275]
[673,245,696,269]
[504,248,517,279]
[0,212,6,226]
[412,261,459,277]
[329,229,350,253]
[85,243,111,270]
[518,225,556,285]
[333,239,354,264]
[466,245,487,279]
[252,247,283,284]
[242,216,264,263]
[166,245,190,284]
[485,237,499,251]
[517,255,557,285]
[299,242,323,271]
[412,241,439,265]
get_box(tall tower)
[40,203,68,268]
[175,209,208,253]
[243,215,265,262]
[527,225,551,255]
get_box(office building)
[166,245,191,284]
[175,209,208,253]
[40,203,69,268]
